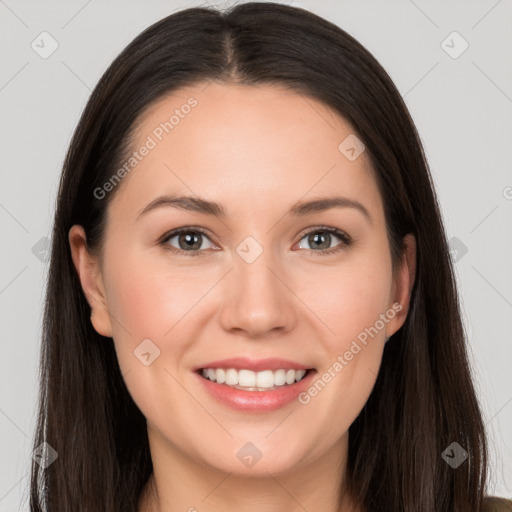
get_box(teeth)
[201,367,308,390]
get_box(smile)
[195,361,316,411]
[200,368,309,391]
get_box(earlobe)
[68,225,113,338]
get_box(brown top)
[483,497,512,512]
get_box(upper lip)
[195,357,313,372]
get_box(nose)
[218,248,297,339]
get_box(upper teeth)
[201,368,307,389]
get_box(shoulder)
[482,497,512,512]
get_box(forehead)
[109,81,382,224]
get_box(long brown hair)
[30,3,488,511]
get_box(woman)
[29,2,511,511]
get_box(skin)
[69,82,416,512]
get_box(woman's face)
[70,82,415,477]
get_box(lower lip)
[195,370,316,412]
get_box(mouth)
[197,367,313,392]
[194,359,317,412]
[193,357,317,413]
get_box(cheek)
[293,246,391,414]
[299,247,392,345]
[102,252,204,421]
[295,262,389,444]
[104,245,207,339]
[101,247,206,385]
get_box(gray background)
[1,0,511,509]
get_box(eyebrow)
[136,194,372,224]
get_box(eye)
[295,226,352,255]
[160,227,216,256]
[159,225,352,257]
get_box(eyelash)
[159,226,352,257]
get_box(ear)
[386,233,417,338]
[68,225,113,338]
